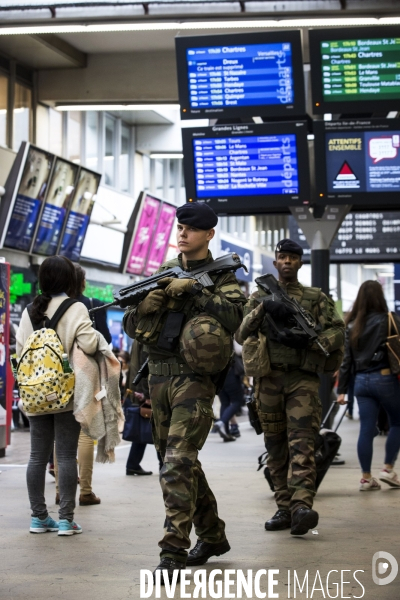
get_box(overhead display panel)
[32,158,79,256]
[309,26,400,114]
[289,212,400,262]
[176,30,305,120]
[182,121,311,214]
[0,144,54,252]
[314,118,400,209]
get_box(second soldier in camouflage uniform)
[237,239,345,536]
[123,202,246,581]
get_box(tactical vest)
[258,284,328,374]
[134,258,227,352]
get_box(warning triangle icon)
[336,161,357,180]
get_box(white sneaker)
[379,469,400,488]
[359,477,381,491]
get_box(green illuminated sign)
[85,282,115,303]
[9,271,115,305]
[10,273,33,304]
[321,37,400,102]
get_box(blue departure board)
[193,134,299,197]
[186,43,294,108]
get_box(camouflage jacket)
[124,250,246,361]
[236,280,345,371]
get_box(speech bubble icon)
[369,137,398,164]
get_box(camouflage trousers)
[256,368,322,514]
[149,372,226,562]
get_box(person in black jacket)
[337,280,400,491]
[125,341,162,475]
[73,264,112,344]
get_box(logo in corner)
[372,551,398,586]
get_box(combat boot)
[153,557,184,585]
[290,507,319,536]
[186,539,231,566]
[265,509,291,531]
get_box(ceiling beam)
[31,33,87,68]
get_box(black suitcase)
[259,401,346,492]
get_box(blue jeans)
[354,371,400,473]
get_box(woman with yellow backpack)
[16,255,98,536]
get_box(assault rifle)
[255,274,330,357]
[89,253,247,313]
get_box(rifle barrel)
[88,300,119,314]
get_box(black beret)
[176,202,218,230]
[275,238,303,257]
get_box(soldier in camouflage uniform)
[237,239,344,536]
[123,202,246,582]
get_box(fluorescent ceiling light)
[363,264,394,269]
[56,104,180,111]
[0,17,396,36]
[150,153,183,159]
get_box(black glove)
[275,328,309,349]
[262,299,297,321]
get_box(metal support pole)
[311,249,330,294]
[290,205,351,423]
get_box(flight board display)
[182,121,310,214]
[314,118,400,209]
[309,26,400,114]
[176,31,305,120]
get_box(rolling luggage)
[259,401,347,492]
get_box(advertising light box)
[309,26,400,114]
[314,119,400,209]
[176,30,305,120]
[124,193,161,275]
[182,121,311,214]
[0,144,54,252]
[33,158,79,256]
[58,168,101,262]
[121,192,176,276]
[143,202,176,276]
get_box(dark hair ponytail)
[30,255,77,322]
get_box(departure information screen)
[186,42,294,109]
[193,134,299,197]
[320,36,400,103]
[289,212,400,262]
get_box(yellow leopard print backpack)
[17,299,78,415]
